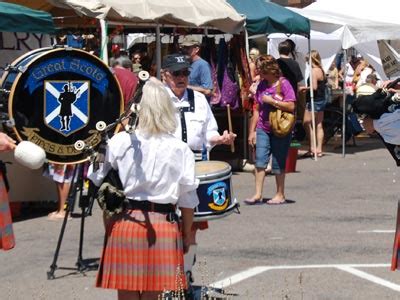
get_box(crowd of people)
[1,31,397,300]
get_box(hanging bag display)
[269,79,295,137]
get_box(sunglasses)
[171,70,190,77]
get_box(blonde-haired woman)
[89,78,199,300]
[246,55,296,205]
[302,50,327,157]
[249,47,260,82]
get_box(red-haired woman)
[246,55,296,205]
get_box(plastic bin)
[285,142,301,173]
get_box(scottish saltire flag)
[44,80,89,136]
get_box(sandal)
[301,151,314,158]
[244,198,264,205]
[317,152,324,157]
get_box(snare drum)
[194,160,239,221]
[1,47,123,164]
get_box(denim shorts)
[306,98,327,112]
[255,128,291,174]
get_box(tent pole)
[156,23,161,79]
[100,19,108,65]
[308,38,317,161]
[342,49,347,157]
[244,28,249,56]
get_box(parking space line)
[210,267,272,289]
[337,266,400,292]
[210,264,391,289]
[357,230,395,233]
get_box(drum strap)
[179,89,195,143]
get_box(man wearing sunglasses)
[180,36,213,98]
[162,53,236,296]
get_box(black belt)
[125,200,175,213]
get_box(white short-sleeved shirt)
[88,131,199,209]
[373,109,400,145]
[165,87,219,151]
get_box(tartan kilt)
[0,174,15,250]
[96,209,186,292]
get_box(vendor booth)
[0,2,57,205]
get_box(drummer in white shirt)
[88,78,199,299]
[162,53,236,158]
[161,53,236,289]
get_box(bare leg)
[118,290,140,300]
[268,173,286,203]
[48,182,71,219]
[303,110,315,153]
[248,167,265,201]
[57,182,70,213]
[315,111,325,154]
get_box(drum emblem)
[207,181,229,211]
[44,80,89,136]
[212,187,226,206]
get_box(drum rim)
[7,47,124,165]
[195,160,232,179]
[0,47,53,88]
[193,199,239,221]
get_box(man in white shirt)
[162,53,236,292]
[162,53,235,158]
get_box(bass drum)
[2,47,123,164]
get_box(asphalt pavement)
[1,135,400,299]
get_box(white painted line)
[337,266,400,292]
[357,230,395,233]
[209,264,391,289]
[210,266,272,289]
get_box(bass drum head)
[8,48,123,164]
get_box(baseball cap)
[162,54,190,72]
[181,36,201,47]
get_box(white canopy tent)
[49,0,245,76]
[283,2,400,156]
[268,31,389,82]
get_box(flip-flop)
[47,211,71,221]
[266,200,287,205]
[244,198,264,205]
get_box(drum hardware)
[47,145,99,280]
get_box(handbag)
[269,79,295,138]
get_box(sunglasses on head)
[172,70,190,77]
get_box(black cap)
[162,54,190,72]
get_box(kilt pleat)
[96,209,185,292]
[0,174,15,251]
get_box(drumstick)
[227,104,235,153]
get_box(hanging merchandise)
[220,39,240,110]
[230,34,253,111]
[201,36,221,106]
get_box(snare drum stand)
[47,159,98,280]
